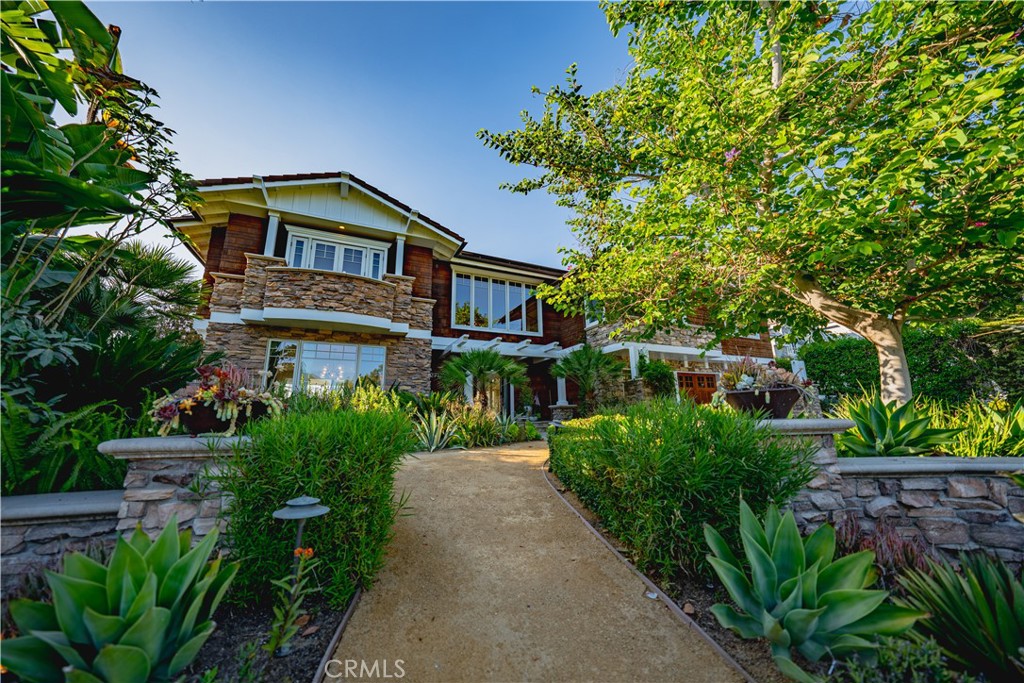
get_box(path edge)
[311,586,364,683]
[542,460,758,683]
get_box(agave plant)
[837,394,961,457]
[705,502,922,682]
[898,552,1024,681]
[1,517,238,682]
[413,409,458,452]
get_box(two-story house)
[172,171,774,417]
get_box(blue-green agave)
[1,517,238,682]
[704,502,923,683]
[838,394,961,457]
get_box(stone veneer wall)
[1,491,122,594]
[204,322,431,393]
[209,274,244,313]
[767,420,1024,566]
[264,267,398,318]
[99,435,243,540]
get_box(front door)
[679,372,718,404]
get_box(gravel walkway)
[332,441,745,683]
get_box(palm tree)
[550,345,626,414]
[439,349,528,410]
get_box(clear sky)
[90,1,633,270]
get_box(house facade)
[173,172,774,417]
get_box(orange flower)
[304,547,314,559]
[294,547,304,557]
[179,398,196,414]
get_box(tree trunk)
[789,273,913,404]
[864,324,913,404]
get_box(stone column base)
[549,405,577,422]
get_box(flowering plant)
[151,364,285,436]
[713,357,815,409]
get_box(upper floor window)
[453,272,541,335]
[285,226,387,280]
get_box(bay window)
[285,227,387,280]
[265,340,386,393]
[453,272,541,335]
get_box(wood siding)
[404,245,434,299]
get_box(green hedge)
[217,407,415,606]
[548,400,815,578]
[798,322,1020,406]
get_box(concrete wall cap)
[98,435,250,459]
[1,489,122,524]
[839,456,1024,476]
[759,418,855,435]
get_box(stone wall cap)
[759,418,855,435]
[410,296,437,304]
[244,253,287,263]
[1,489,122,524]
[266,266,397,288]
[210,272,245,281]
[383,274,416,281]
[839,456,1024,476]
[98,435,250,459]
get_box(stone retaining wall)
[1,490,122,593]
[766,419,1024,566]
[99,435,244,539]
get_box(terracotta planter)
[724,387,801,419]
[178,402,267,435]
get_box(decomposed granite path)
[331,441,745,683]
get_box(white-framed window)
[584,300,603,328]
[452,271,541,335]
[285,227,387,280]
[265,340,386,394]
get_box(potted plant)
[151,364,285,436]
[714,357,811,419]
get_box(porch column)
[556,377,568,406]
[628,345,641,379]
[263,212,280,257]
[394,236,406,275]
[464,372,474,403]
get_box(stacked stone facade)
[769,420,1024,568]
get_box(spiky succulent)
[1,517,238,682]
[838,394,961,457]
[704,502,922,682]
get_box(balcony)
[208,254,433,335]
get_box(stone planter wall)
[98,435,246,539]
[1,490,122,594]
[766,419,1024,566]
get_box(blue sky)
[90,1,632,270]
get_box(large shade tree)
[480,1,1024,402]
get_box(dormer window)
[285,226,388,279]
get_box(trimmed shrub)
[216,407,415,606]
[548,399,816,577]
[637,355,676,397]
[799,322,993,407]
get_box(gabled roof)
[189,171,465,244]
[457,251,566,280]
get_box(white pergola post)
[464,372,474,403]
[394,235,406,275]
[628,345,641,379]
[556,376,568,406]
[264,212,280,256]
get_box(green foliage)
[450,405,504,449]
[637,355,675,397]
[398,390,465,419]
[413,409,457,452]
[898,553,1024,681]
[548,399,816,577]
[481,2,1024,403]
[0,394,138,495]
[799,324,999,408]
[0,518,238,682]
[937,399,1024,459]
[438,350,527,409]
[705,503,922,683]
[981,327,1024,403]
[216,408,414,606]
[834,516,933,594]
[263,549,319,657]
[284,381,403,416]
[549,344,626,414]
[835,394,960,457]
[838,636,978,683]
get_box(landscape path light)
[271,495,329,657]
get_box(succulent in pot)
[151,364,284,436]
[714,357,813,419]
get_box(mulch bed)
[548,470,832,683]
[186,595,346,683]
